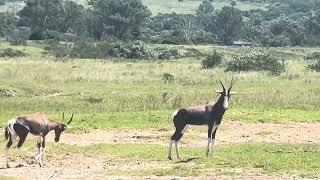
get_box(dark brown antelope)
[4,112,74,168]
[168,80,236,160]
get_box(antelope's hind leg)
[5,136,14,168]
[168,125,187,160]
[14,123,29,166]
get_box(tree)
[90,0,151,39]
[60,1,85,35]
[214,6,243,45]
[231,0,236,7]
[18,0,64,39]
[18,0,86,40]
[196,0,214,15]
[0,13,6,37]
[196,0,215,33]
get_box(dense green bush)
[225,50,285,75]
[305,52,320,60]
[110,41,156,59]
[45,40,158,60]
[307,61,320,72]
[0,48,27,57]
[158,49,180,60]
[201,51,223,69]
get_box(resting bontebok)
[4,112,74,168]
[168,80,236,160]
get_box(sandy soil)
[48,120,320,146]
[1,120,320,179]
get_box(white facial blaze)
[223,95,229,109]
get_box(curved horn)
[62,112,65,121]
[228,77,235,94]
[220,80,226,92]
[67,112,74,125]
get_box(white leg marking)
[181,125,189,134]
[206,138,212,156]
[175,141,182,159]
[35,137,43,161]
[211,139,215,154]
[5,148,10,168]
[168,140,174,159]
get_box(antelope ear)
[229,91,237,95]
[215,90,223,94]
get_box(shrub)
[305,52,320,60]
[225,50,285,75]
[307,60,320,72]
[162,73,175,83]
[201,51,223,69]
[158,49,180,60]
[185,48,204,58]
[110,40,156,59]
[0,48,27,57]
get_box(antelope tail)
[5,126,9,140]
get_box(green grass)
[2,139,320,177]
[72,0,268,15]
[0,177,16,180]
[0,108,319,133]
[141,0,268,15]
[255,131,273,136]
[52,142,320,177]
[1,44,320,131]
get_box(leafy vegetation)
[1,0,320,46]
[225,50,285,75]
[0,48,27,57]
[201,50,222,69]
[1,0,320,178]
[307,60,320,72]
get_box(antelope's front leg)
[206,125,213,157]
[208,128,217,157]
[35,136,45,167]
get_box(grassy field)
[142,0,268,15]
[71,0,267,15]
[0,43,320,178]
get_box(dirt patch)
[1,121,319,179]
[43,120,320,147]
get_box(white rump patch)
[7,118,17,137]
[172,110,179,119]
[7,118,16,125]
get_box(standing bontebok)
[168,80,236,160]
[4,112,74,168]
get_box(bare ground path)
[1,121,320,179]
[48,120,320,146]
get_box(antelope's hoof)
[16,164,24,168]
[177,156,183,161]
[206,153,214,158]
[6,164,10,168]
[26,158,35,165]
[168,156,172,160]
